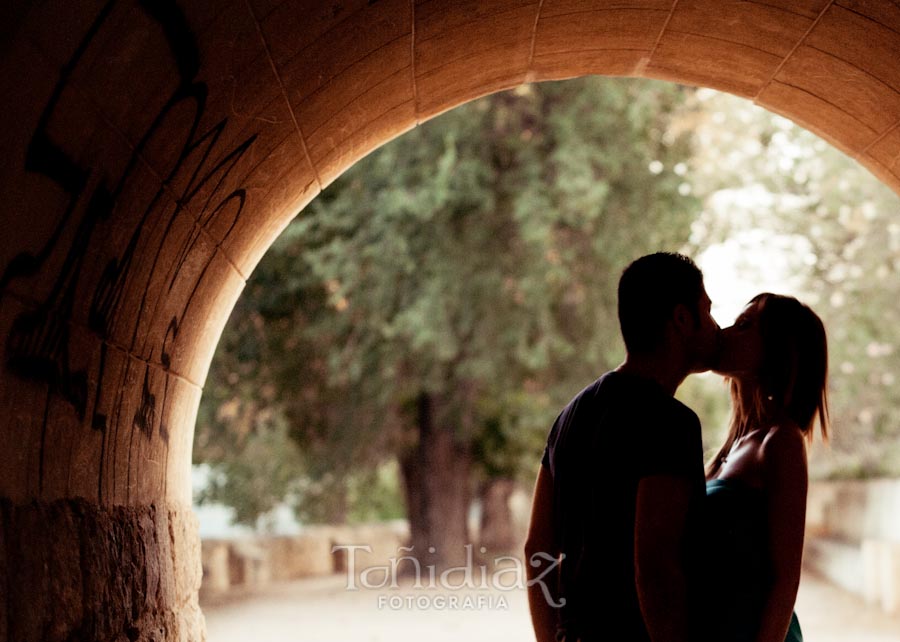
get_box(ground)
[202,569,900,641]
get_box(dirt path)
[202,570,899,642]
[793,571,899,642]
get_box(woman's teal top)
[701,478,803,642]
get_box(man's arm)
[525,464,561,642]
[634,474,692,642]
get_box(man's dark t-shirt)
[540,370,705,642]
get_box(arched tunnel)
[1,1,899,639]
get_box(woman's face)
[714,298,765,380]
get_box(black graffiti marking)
[91,56,209,346]
[164,128,258,296]
[128,360,175,502]
[127,364,156,502]
[159,398,171,442]
[106,354,132,504]
[0,0,114,297]
[174,119,257,235]
[92,343,109,431]
[157,366,173,447]
[93,342,109,504]
[0,0,263,501]
[133,367,156,439]
[38,389,52,494]
[161,316,179,370]
[4,184,111,419]
[139,0,200,83]
[127,121,258,371]
[6,308,89,421]
[0,1,117,420]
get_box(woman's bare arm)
[755,424,808,642]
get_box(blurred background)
[192,78,900,640]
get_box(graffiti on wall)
[0,0,261,499]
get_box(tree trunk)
[325,481,349,525]
[399,448,425,553]
[478,477,518,554]
[399,392,472,569]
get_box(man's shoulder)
[622,379,701,435]
[664,394,701,428]
[556,370,700,428]
[601,371,698,420]
[561,371,614,409]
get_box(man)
[525,252,720,642]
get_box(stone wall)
[806,479,900,614]
[0,498,204,642]
[199,521,410,601]
[807,479,900,543]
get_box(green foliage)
[346,461,407,523]
[687,90,900,478]
[293,77,701,482]
[196,415,304,530]
[195,76,704,525]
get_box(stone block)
[267,530,334,581]
[229,538,271,587]
[0,498,203,641]
[883,541,900,614]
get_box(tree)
[290,77,700,561]
[195,77,704,554]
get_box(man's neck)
[616,354,689,397]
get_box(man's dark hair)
[618,252,704,354]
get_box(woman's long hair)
[706,293,830,478]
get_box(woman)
[702,293,829,642]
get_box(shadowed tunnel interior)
[2,1,900,639]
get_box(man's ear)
[672,303,693,335]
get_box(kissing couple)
[525,252,828,642]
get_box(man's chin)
[700,351,726,374]
[687,360,716,375]
[689,354,721,374]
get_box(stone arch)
[1,1,899,639]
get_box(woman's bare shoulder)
[760,420,808,477]
[764,419,805,441]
